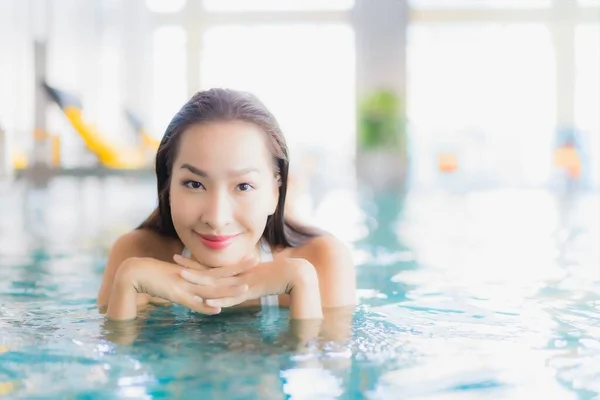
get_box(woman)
[97,88,356,321]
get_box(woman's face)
[169,120,280,268]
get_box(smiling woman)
[97,88,356,322]
[168,121,281,267]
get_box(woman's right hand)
[105,256,255,321]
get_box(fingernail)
[205,299,217,307]
[194,295,203,303]
[180,270,190,279]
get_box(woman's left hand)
[175,256,323,319]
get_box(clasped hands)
[109,251,322,320]
[173,253,274,314]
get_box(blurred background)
[0,0,599,270]
[0,0,597,193]
[1,1,600,398]
[0,0,598,268]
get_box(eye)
[183,180,204,190]
[237,183,254,192]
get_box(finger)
[179,271,248,298]
[204,295,247,309]
[180,268,216,286]
[208,258,259,279]
[173,254,209,271]
[198,283,249,300]
[179,295,222,315]
[171,288,220,314]
[240,254,260,269]
[212,276,245,288]
[222,254,259,272]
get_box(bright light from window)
[407,24,555,188]
[152,26,187,137]
[146,0,186,13]
[202,0,354,12]
[97,30,124,145]
[201,24,355,189]
[575,24,600,188]
[408,0,551,9]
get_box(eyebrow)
[180,164,260,178]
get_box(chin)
[193,249,243,268]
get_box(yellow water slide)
[43,82,147,169]
[124,108,160,152]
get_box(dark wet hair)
[138,88,322,247]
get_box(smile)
[196,233,238,250]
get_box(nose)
[200,189,233,230]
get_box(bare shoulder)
[109,229,180,261]
[292,235,350,262]
[97,229,180,306]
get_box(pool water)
[0,177,599,399]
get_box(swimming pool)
[1,177,599,399]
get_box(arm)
[97,230,163,309]
[301,236,357,309]
[184,256,323,319]
[105,258,148,321]
[99,231,250,321]
[176,235,356,320]
[286,258,323,320]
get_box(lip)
[196,233,238,250]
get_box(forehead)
[175,121,273,169]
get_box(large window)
[575,25,600,187]
[151,26,187,138]
[201,24,355,185]
[407,24,556,188]
[95,27,126,146]
[146,0,187,13]
[202,0,354,12]
[408,0,551,9]
[0,0,30,143]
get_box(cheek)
[237,193,272,225]
[169,186,194,225]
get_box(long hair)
[138,88,321,247]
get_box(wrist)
[106,259,142,321]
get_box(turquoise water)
[1,177,599,399]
